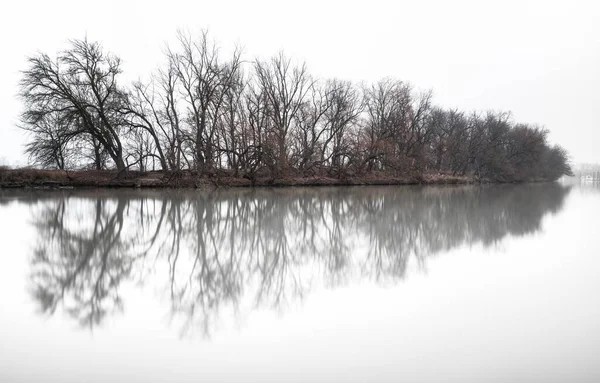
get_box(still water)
[0,183,599,382]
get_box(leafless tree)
[20,38,128,170]
[291,83,330,175]
[253,52,312,176]
[169,30,242,173]
[320,79,362,176]
[361,78,412,172]
[22,112,71,169]
[216,66,247,175]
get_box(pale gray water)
[0,183,599,383]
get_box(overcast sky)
[0,0,598,166]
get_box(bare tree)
[253,52,312,176]
[169,30,242,173]
[20,38,128,171]
[216,67,247,175]
[320,80,362,176]
[244,83,274,177]
[361,78,412,172]
[22,112,71,169]
[291,83,330,175]
[120,80,170,170]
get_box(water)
[0,183,599,383]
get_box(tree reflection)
[29,197,133,327]
[18,183,570,335]
[27,191,166,327]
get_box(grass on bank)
[0,166,479,189]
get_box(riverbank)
[0,167,493,189]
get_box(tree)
[291,83,330,175]
[216,66,247,175]
[120,80,170,171]
[320,79,362,176]
[254,52,312,176]
[169,30,242,173]
[362,78,412,172]
[22,112,71,169]
[20,38,128,171]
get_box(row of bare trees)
[19,31,573,181]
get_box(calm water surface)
[0,183,599,382]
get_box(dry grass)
[1,167,67,184]
[0,167,485,189]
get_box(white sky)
[0,0,598,166]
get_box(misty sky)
[0,0,598,166]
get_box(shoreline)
[0,168,553,189]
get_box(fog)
[1,0,598,166]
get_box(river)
[0,183,598,382]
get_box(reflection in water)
[5,184,571,336]
[573,180,600,194]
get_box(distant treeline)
[19,31,572,182]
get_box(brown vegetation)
[0,167,478,189]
